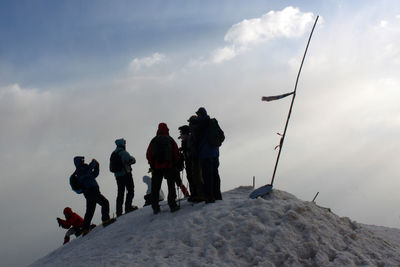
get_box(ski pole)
[270,15,319,186]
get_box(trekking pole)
[312,192,319,203]
[269,15,319,187]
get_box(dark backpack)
[70,172,83,194]
[151,135,173,163]
[207,118,225,147]
[109,151,123,173]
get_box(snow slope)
[30,186,400,266]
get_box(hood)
[196,107,208,117]
[73,156,84,168]
[63,207,73,218]
[156,123,169,135]
[115,138,126,148]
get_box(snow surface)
[30,186,400,266]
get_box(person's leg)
[201,158,215,203]
[116,177,125,216]
[165,169,178,211]
[213,157,222,200]
[83,192,96,231]
[151,170,163,213]
[125,172,135,212]
[93,188,110,222]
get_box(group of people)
[57,107,224,244]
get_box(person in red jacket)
[146,123,180,214]
[57,207,85,244]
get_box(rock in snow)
[30,186,400,266]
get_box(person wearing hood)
[194,107,223,203]
[56,207,85,244]
[72,156,114,235]
[146,123,180,214]
[110,138,137,217]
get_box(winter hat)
[157,122,169,135]
[73,156,84,167]
[115,138,126,148]
[196,107,207,117]
[178,125,190,135]
[63,207,73,218]
[187,115,198,123]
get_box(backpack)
[151,135,173,163]
[70,172,83,194]
[109,151,123,173]
[207,118,225,147]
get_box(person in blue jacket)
[73,156,113,234]
[111,138,138,217]
[194,107,223,203]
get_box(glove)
[91,159,99,165]
[57,217,62,227]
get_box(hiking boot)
[125,205,138,214]
[153,207,160,215]
[180,184,190,197]
[205,198,215,204]
[170,205,180,213]
[63,236,70,244]
[102,218,116,227]
[82,229,91,236]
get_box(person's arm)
[57,217,71,229]
[89,159,100,178]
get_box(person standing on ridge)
[72,156,114,235]
[110,138,138,217]
[146,123,180,214]
[194,107,224,203]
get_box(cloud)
[208,6,314,64]
[380,20,388,27]
[129,53,166,71]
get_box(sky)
[0,0,400,266]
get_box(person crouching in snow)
[57,207,84,244]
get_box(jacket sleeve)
[172,139,180,164]
[146,141,153,167]
[121,150,136,165]
[70,213,84,228]
[89,161,99,178]
[60,218,71,229]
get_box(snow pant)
[200,157,222,202]
[151,168,178,212]
[116,172,135,216]
[65,227,82,238]
[192,157,204,199]
[82,187,110,230]
[184,158,195,196]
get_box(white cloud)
[211,45,237,64]
[204,6,314,64]
[129,52,166,70]
[225,6,314,46]
[380,20,388,27]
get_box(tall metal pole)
[270,15,319,186]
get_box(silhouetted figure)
[193,107,224,203]
[72,156,113,235]
[110,138,137,217]
[146,123,180,214]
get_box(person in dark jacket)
[178,125,197,199]
[186,115,205,202]
[111,138,138,217]
[73,156,114,234]
[146,123,180,214]
[57,207,84,244]
[194,107,223,203]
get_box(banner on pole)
[261,92,294,102]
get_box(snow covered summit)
[30,186,400,266]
